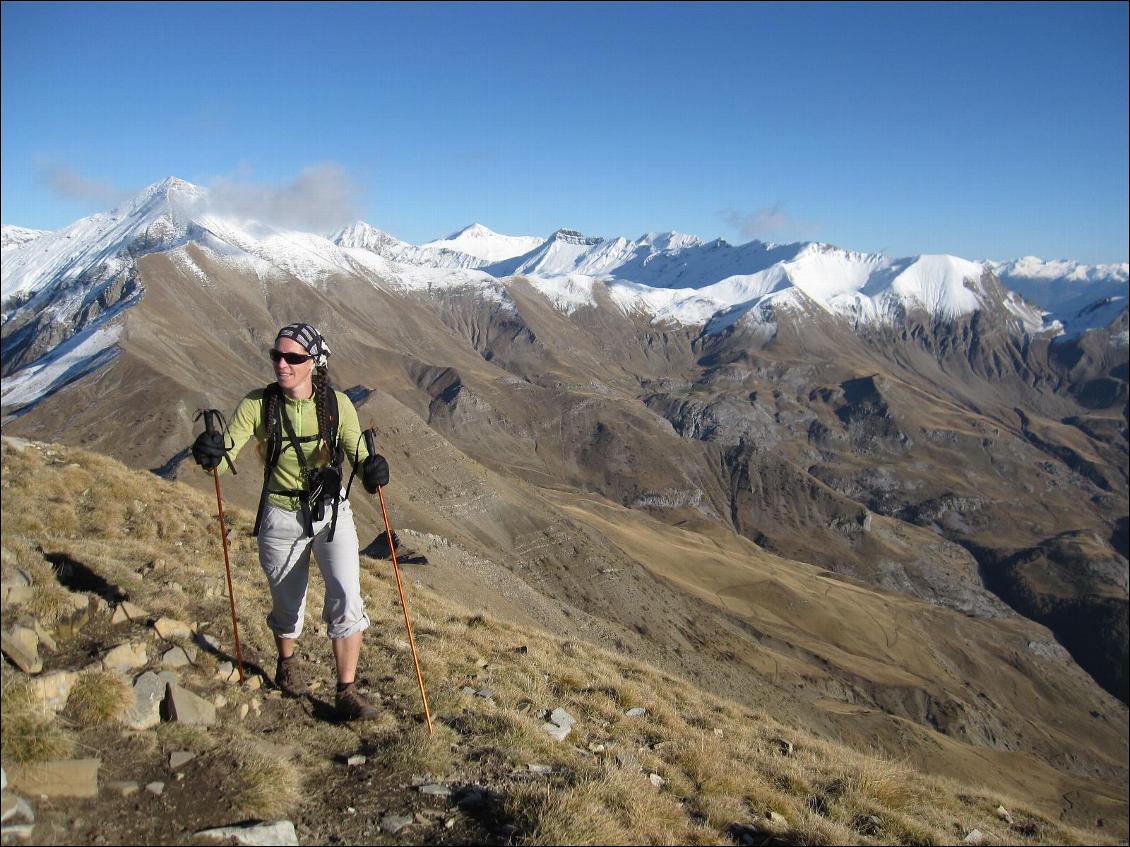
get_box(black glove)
[191,430,227,471]
[362,453,390,493]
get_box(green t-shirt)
[219,387,371,511]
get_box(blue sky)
[2,1,1127,262]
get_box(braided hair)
[312,364,334,464]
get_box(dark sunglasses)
[269,349,314,365]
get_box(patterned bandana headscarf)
[275,322,331,367]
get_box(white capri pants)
[256,499,371,640]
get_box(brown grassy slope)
[1,438,1126,845]
[543,491,1128,797]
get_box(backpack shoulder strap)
[253,383,284,537]
[261,382,284,470]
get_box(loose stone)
[111,602,149,625]
[1,627,41,674]
[542,722,571,742]
[165,683,217,726]
[106,781,138,798]
[101,641,147,672]
[169,751,195,770]
[160,645,197,668]
[772,737,794,756]
[380,814,414,834]
[195,821,299,846]
[7,759,99,798]
[549,707,576,728]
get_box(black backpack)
[252,383,346,541]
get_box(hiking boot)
[335,684,379,722]
[274,655,307,698]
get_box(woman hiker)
[191,322,389,721]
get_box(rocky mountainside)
[1,179,1127,833]
[3,438,1121,845]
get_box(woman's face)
[273,336,315,398]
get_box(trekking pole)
[366,421,433,735]
[198,409,245,685]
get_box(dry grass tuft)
[507,779,635,846]
[591,763,692,842]
[366,722,458,777]
[668,731,744,797]
[66,670,134,726]
[232,748,303,818]
[508,763,707,845]
[0,678,75,764]
[156,722,218,755]
[24,580,83,624]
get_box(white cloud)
[720,203,819,241]
[42,164,133,207]
[204,163,366,234]
[37,161,367,235]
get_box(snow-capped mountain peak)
[634,231,703,252]
[134,175,199,201]
[442,222,496,240]
[422,223,545,263]
[113,176,205,223]
[0,177,213,408]
[330,221,485,270]
[332,221,410,252]
[1,177,204,304]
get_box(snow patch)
[1,322,123,410]
[2,225,52,251]
[525,275,599,313]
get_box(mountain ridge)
[4,176,1124,415]
[6,178,1126,334]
